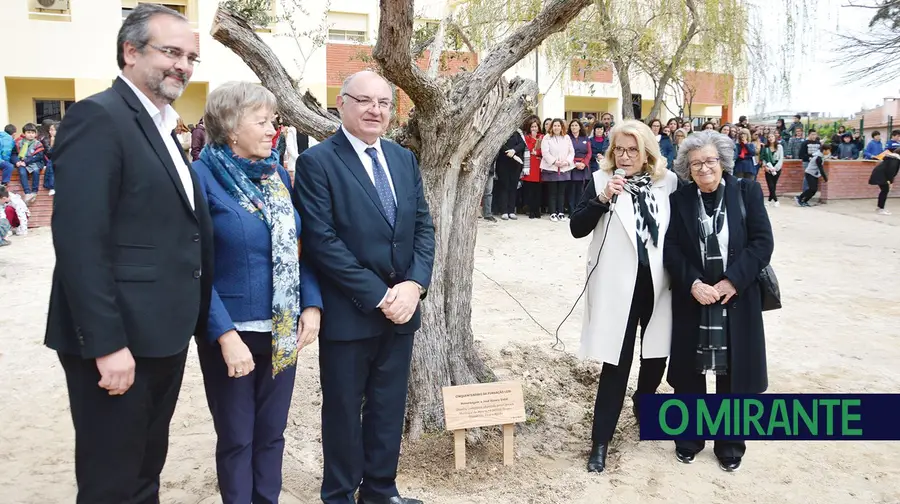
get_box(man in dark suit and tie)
[44,5,213,503]
[294,70,436,504]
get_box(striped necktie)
[364,147,396,226]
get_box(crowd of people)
[484,113,899,221]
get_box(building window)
[34,99,75,124]
[328,29,366,43]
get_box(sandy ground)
[2,198,900,504]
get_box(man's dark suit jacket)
[44,77,214,359]
[293,128,435,341]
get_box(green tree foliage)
[219,0,274,28]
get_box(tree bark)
[213,0,588,439]
[614,58,635,119]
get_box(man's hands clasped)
[381,281,421,325]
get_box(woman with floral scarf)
[192,82,323,503]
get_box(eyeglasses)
[689,158,720,171]
[613,146,641,158]
[147,43,201,66]
[342,93,394,111]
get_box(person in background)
[600,112,614,131]
[0,187,10,246]
[3,185,29,235]
[570,120,678,473]
[522,117,543,219]
[568,119,592,216]
[175,118,191,157]
[665,130,773,473]
[281,123,300,177]
[799,129,821,192]
[837,133,859,160]
[542,118,553,136]
[830,125,846,148]
[865,131,884,160]
[481,158,497,222]
[761,132,784,207]
[786,127,804,159]
[775,118,788,143]
[589,123,608,174]
[733,128,757,180]
[191,117,206,161]
[852,130,865,155]
[868,148,899,215]
[494,130,526,220]
[14,123,45,204]
[672,129,687,163]
[540,118,574,222]
[38,119,57,196]
[797,143,831,207]
[702,121,716,131]
[649,118,675,170]
[192,81,323,504]
[789,114,804,137]
[718,123,732,138]
[885,129,900,151]
[0,125,15,185]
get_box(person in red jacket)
[522,117,543,219]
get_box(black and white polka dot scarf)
[624,172,659,248]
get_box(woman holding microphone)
[570,120,679,473]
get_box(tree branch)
[210,7,338,140]
[372,0,445,115]
[448,0,592,121]
[449,20,478,55]
[646,0,700,121]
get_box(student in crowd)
[14,123,45,203]
[494,129,527,220]
[830,125,847,149]
[542,118,553,135]
[568,119,592,216]
[789,114,804,137]
[787,127,805,159]
[761,132,784,206]
[540,118,574,222]
[0,186,10,246]
[0,125,14,185]
[885,130,900,151]
[702,121,716,131]
[600,112,614,131]
[522,117,543,219]
[775,118,788,143]
[665,130,774,473]
[570,119,679,474]
[852,131,865,155]
[38,119,57,196]
[175,118,192,156]
[799,129,822,192]
[649,118,675,170]
[865,131,884,160]
[2,185,29,235]
[733,128,758,180]
[672,128,687,163]
[719,123,732,138]
[191,117,206,161]
[869,148,899,215]
[797,143,831,207]
[481,159,496,222]
[588,123,608,174]
[837,133,859,160]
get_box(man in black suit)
[294,71,435,504]
[45,5,213,503]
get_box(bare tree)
[212,0,593,439]
[834,0,900,85]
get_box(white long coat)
[579,169,678,365]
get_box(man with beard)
[44,4,213,503]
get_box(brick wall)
[753,159,895,202]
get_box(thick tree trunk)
[614,58,636,119]
[645,0,699,122]
[213,0,589,439]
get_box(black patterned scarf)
[624,172,659,248]
[696,183,729,375]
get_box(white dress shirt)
[341,125,397,203]
[119,74,195,210]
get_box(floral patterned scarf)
[200,144,301,376]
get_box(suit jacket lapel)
[678,187,703,262]
[113,78,195,219]
[332,129,391,227]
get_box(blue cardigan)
[193,158,323,343]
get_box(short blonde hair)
[598,119,668,181]
[204,81,277,146]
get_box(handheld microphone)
[609,168,626,211]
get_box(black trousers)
[591,264,667,444]
[878,183,890,209]
[764,170,781,201]
[546,180,568,215]
[319,332,415,504]
[799,173,819,203]
[673,373,747,460]
[568,178,588,216]
[736,172,756,181]
[59,348,188,504]
[494,164,521,215]
[197,332,296,504]
[523,181,542,217]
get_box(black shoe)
[358,497,424,504]
[718,457,741,472]
[586,442,609,473]
[484,215,497,222]
[675,448,695,464]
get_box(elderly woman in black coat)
[663,130,774,473]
